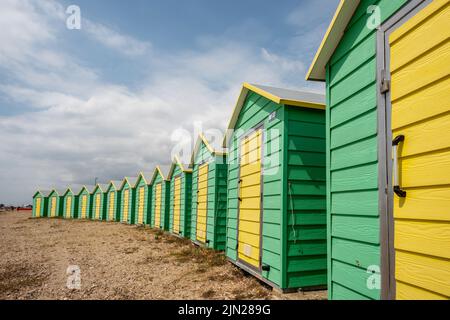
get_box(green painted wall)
[285,106,327,289]
[32,193,48,218]
[226,89,326,290]
[73,195,80,219]
[134,177,152,225]
[191,141,228,250]
[120,182,136,224]
[151,174,170,230]
[325,0,408,300]
[169,165,192,238]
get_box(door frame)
[377,0,431,300]
[196,162,209,244]
[236,123,265,272]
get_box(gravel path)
[0,210,327,300]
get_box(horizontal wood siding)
[286,106,327,289]
[326,0,408,300]
[226,91,284,288]
[390,0,450,299]
[134,178,150,225]
[169,166,192,238]
[151,174,170,230]
[191,142,228,250]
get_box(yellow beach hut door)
[66,196,72,218]
[196,163,209,243]
[35,198,41,218]
[81,195,87,218]
[154,183,162,228]
[137,186,145,224]
[108,192,115,221]
[237,129,263,269]
[95,194,101,219]
[123,189,130,222]
[50,196,57,217]
[388,0,450,300]
[173,176,181,234]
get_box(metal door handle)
[392,135,406,198]
[238,179,242,202]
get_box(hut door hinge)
[380,69,390,94]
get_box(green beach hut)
[306,0,450,300]
[105,181,122,222]
[223,83,326,292]
[150,166,170,230]
[189,134,228,250]
[62,187,77,219]
[77,186,93,220]
[119,177,138,224]
[47,189,65,218]
[134,172,153,226]
[32,190,51,218]
[91,184,109,221]
[167,156,193,238]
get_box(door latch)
[380,69,390,94]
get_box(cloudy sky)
[0,0,338,205]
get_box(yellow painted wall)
[66,196,72,218]
[237,129,262,268]
[108,192,115,221]
[196,164,209,243]
[154,183,162,228]
[390,0,450,299]
[35,198,41,218]
[137,186,145,224]
[173,177,181,233]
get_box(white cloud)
[0,0,325,205]
[84,20,151,57]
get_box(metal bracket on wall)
[380,69,391,94]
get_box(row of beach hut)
[32,0,449,300]
[33,83,326,293]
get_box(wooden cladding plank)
[288,121,325,138]
[394,186,450,222]
[330,58,376,106]
[389,0,449,44]
[390,2,450,72]
[330,33,376,86]
[395,250,450,297]
[332,260,380,300]
[392,77,450,130]
[396,281,447,300]
[331,136,377,171]
[332,282,371,300]
[331,163,378,192]
[394,220,450,259]
[330,84,376,127]
[331,110,377,149]
[332,238,380,270]
[331,190,378,217]
[332,215,379,245]
[394,112,450,158]
[400,149,450,188]
[391,41,450,101]
[288,151,326,167]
